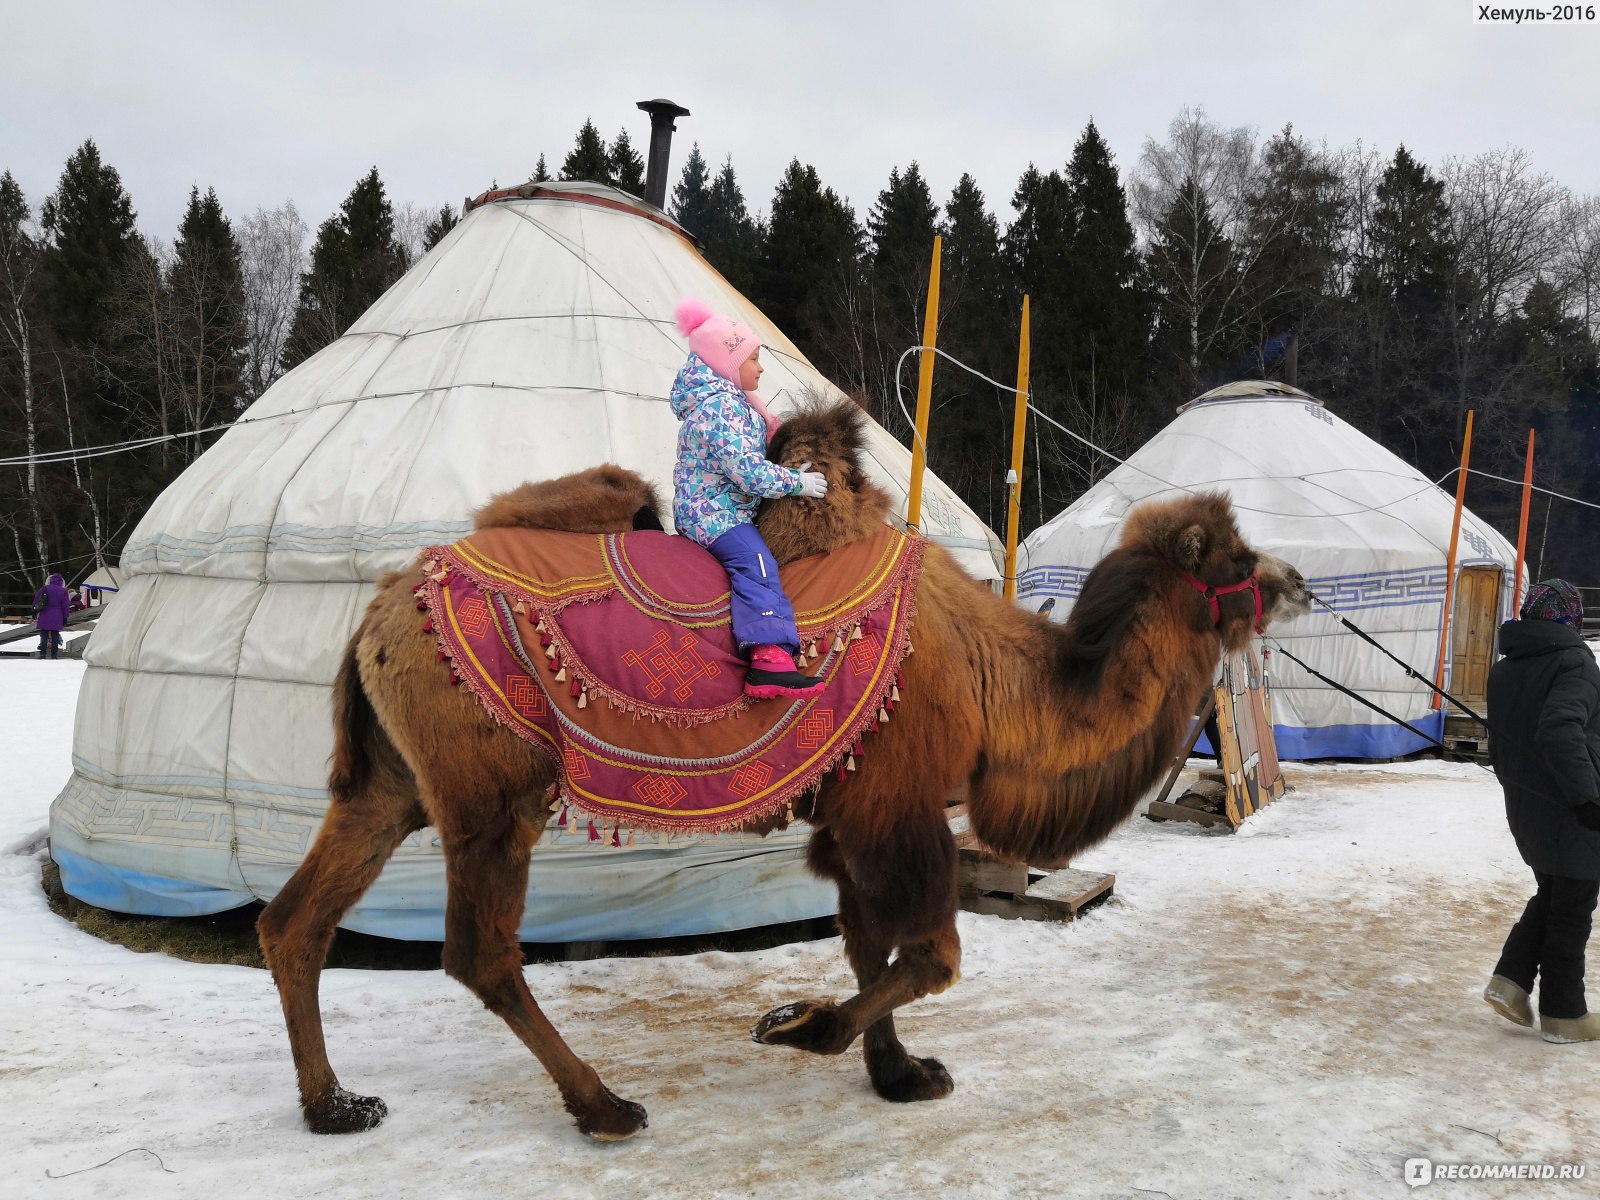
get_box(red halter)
[1183,570,1264,634]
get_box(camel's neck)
[962,566,1222,867]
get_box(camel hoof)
[573,1087,648,1142]
[303,1087,388,1134]
[751,1000,850,1055]
[871,1054,954,1103]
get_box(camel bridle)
[1182,569,1264,634]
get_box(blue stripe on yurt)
[52,845,249,916]
[1194,712,1446,761]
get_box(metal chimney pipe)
[637,98,691,210]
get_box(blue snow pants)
[706,522,799,655]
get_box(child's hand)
[795,463,829,499]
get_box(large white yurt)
[50,181,1001,940]
[1018,381,1518,759]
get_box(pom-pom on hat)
[1520,578,1585,625]
[675,296,760,385]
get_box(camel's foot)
[869,1052,954,1103]
[751,1000,853,1055]
[302,1086,388,1134]
[569,1086,649,1142]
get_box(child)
[670,297,828,700]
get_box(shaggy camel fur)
[258,401,1310,1142]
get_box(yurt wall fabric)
[50,183,1001,938]
[1017,388,1517,760]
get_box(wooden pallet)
[1443,714,1489,760]
[949,804,1115,923]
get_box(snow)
[4,664,1597,1199]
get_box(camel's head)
[758,397,892,565]
[1121,492,1310,651]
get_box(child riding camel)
[670,297,827,700]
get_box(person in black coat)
[1482,579,1600,1043]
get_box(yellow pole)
[906,235,941,532]
[1512,428,1535,617]
[1003,295,1031,601]
[1431,409,1475,710]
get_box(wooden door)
[1450,566,1502,707]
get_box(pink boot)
[745,645,826,700]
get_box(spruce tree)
[39,139,140,346]
[868,163,938,296]
[167,186,246,441]
[609,129,646,197]
[559,120,612,186]
[532,154,550,183]
[422,204,458,252]
[755,159,860,357]
[1058,120,1153,469]
[939,174,1014,531]
[699,158,760,296]
[1242,125,1345,362]
[669,144,713,238]
[280,167,405,369]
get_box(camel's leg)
[427,788,649,1142]
[752,815,961,1102]
[257,746,425,1134]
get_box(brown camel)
[258,401,1310,1141]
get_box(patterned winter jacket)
[669,354,803,547]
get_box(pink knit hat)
[676,297,759,384]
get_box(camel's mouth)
[1258,553,1313,626]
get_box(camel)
[258,400,1310,1141]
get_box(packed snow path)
[3,661,1595,1199]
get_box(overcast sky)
[4,0,1598,241]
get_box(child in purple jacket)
[670,297,828,700]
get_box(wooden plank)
[1025,868,1115,916]
[957,847,1028,896]
[1145,799,1233,829]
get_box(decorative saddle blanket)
[415,525,924,835]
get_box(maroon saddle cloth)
[415,524,924,835]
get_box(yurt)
[50,180,1001,940]
[1018,381,1518,759]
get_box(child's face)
[738,349,763,392]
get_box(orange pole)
[1002,295,1031,601]
[1431,410,1475,710]
[1512,429,1535,618]
[905,235,941,532]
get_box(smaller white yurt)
[1019,382,1518,759]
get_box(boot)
[745,645,826,701]
[1539,1012,1600,1043]
[1483,975,1533,1027]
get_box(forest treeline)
[3,106,1596,611]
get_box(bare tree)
[393,201,431,269]
[1131,107,1265,382]
[0,184,53,572]
[1555,193,1600,341]
[1444,146,1569,428]
[239,201,308,402]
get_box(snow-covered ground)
[4,662,1597,1200]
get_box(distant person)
[30,571,71,659]
[1483,579,1600,1043]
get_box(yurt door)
[1450,566,1502,707]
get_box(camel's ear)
[1176,524,1208,571]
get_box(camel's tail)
[328,627,375,801]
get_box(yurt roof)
[1022,381,1513,568]
[52,180,998,940]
